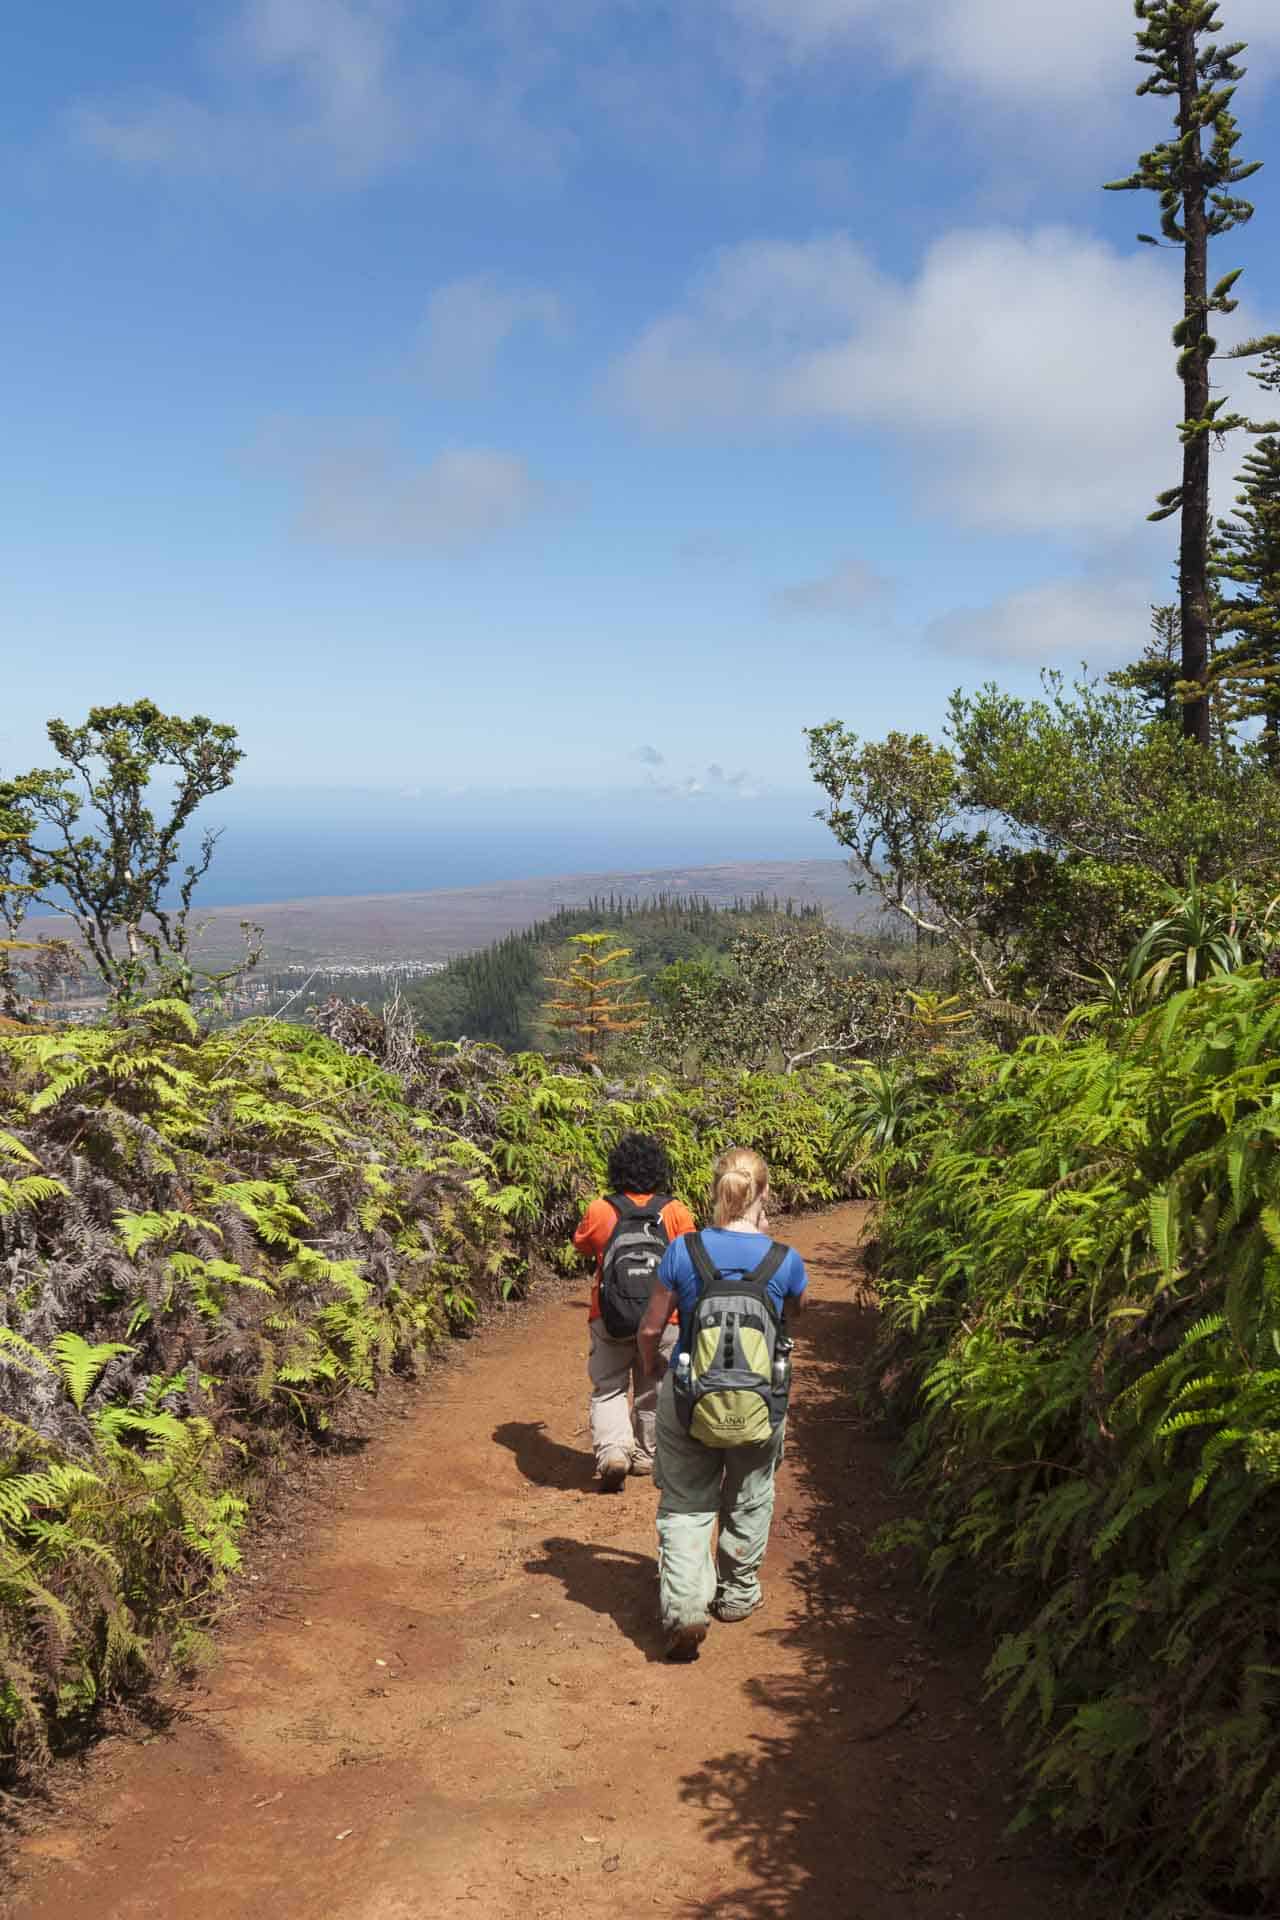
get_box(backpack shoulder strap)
[649,1195,674,1239]
[609,1193,668,1222]
[685,1230,720,1292]
[746,1241,790,1291]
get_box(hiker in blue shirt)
[637,1146,807,1662]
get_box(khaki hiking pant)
[587,1320,679,1474]
[653,1372,786,1632]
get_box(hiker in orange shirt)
[573,1133,694,1491]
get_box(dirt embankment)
[3,1205,1099,1920]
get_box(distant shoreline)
[26,857,876,972]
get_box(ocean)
[182,791,835,907]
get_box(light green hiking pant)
[653,1373,786,1632]
[588,1320,679,1473]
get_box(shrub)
[874,972,1280,1908]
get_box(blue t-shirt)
[658,1228,808,1357]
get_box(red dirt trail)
[4,1206,1101,1920]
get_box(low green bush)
[875,972,1280,1910]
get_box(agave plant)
[1129,863,1246,1001]
[1064,958,1147,1030]
[830,1063,928,1199]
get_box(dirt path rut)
[5,1206,1097,1919]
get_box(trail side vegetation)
[0,989,858,1775]
[0,711,913,1775]
[803,10,1280,1907]
[865,968,1280,1912]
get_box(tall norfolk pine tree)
[1105,1,1262,749]
[1214,343,1280,758]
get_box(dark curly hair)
[607,1131,672,1196]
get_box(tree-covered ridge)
[403,892,830,1050]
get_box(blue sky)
[5,0,1280,872]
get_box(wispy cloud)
[647,773,707,800]
[632,744,665,768]
[724,0,1280,105]
[65,0,1280,199]
[924,576,1155,666]
[772,559,890,618]
[70,0,571,187]
[259,428,544,547]
[641,758,766,802]
[73,0,406,183]
[707,763,765,800]
[676,533,743,572]
[419,276,568,386]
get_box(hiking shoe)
[711,1591,763,1624]
[665,1622,708,1663]
[628,1454,654,1478]
[598,1453,630,1492]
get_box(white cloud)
[707,763,765,799]
[72,98,232,173]
[283,437,543,546]
[72,0,569,185]
[632,744,665,767]
[608,233,877,430]
[924,577,1156,666]
[772,559,889,617]
[608,225,1258,537]
[69,0,1280,190]
[643,758,766,801]
[236,0,397,122]
[420,276,567,385]
[76,0,406,180]
[724,0,1280,104]
[645,771,706,799]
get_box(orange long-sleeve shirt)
[573,1193,694,1324]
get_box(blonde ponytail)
[711,1147,769,1228]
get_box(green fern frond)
[49,1334,134,1412]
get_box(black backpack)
[599,1195,672,1339]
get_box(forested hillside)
[403,891,882,1051]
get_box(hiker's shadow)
[526,1535,665,1662]
[493,1420,592,1490]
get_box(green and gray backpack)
[673,1231,792,1448]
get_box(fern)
[114,1208,217,1258]
[0,1174,67,1216]
[875,971,1280,1904]
[50,1334,134,1413]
